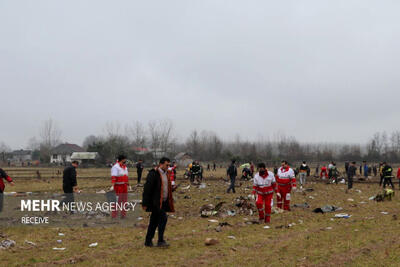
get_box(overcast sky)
[1,1,400,149]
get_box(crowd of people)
[0,157,399,249]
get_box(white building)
[50,143,85,164]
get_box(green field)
[0,167,399,266]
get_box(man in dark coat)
[347,161,357,190]
[136,159,144,184]
[142,157,176,247]
[0,168,15,212]
[226,160,237,193]
[62,161,79,206]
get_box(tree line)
[2,119,400,165]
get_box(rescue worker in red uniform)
[168,162,177,187]
[110,155,131,218]
[276,160,296,211]
[253,163,279,223]
[0,168,15,213]
[320,165,328,180]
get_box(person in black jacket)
[136,159,144,184]
[382,162,394,189]
[347,161,357,190]
[226,160,237,193]
[62,161,79,206]
[0,168,15,212]
[142,157,176,248]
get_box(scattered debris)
[200,204,218,217]
[272,207,284,214]
[57,240,62,244]
[227,210,236,216]
[25,240,37,247]
[89,243,98,248]
[313,205,342,214]
[183,195,191,199]
[227,236,236,239]
[326,227,332,230]
[208,219,219,223]
[263,226,270,229]
[137,217,143,221]
[205,238,219,246]
[334,213,352,219]
[347,198,354,202]
[293,203,310,209]
[305,188,314,192]
[96,190,106,194]
[58,233,65,236]
[381,212,389,215]
[308,196,315,199]
[199,183,207,189]
[181,185,191,190]
[0,240,16,249]
[53,247,66,251]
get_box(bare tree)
[186,130,201,158]
[126,121,147,148]
[27,136,40,150]
[104,121,122,138]
[39,118,62,148]
[0,141,10,162]
[148,119,175,155]
[82,135,99,149]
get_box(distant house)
[11,150,32,162]
[132,147,149,155]
[50,143,85,164]
[70,152,99,165]
[175,152,193,167]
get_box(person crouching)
[253,163,279,223]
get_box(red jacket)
[397,168,400,179]
[0,168,13,192]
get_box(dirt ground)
[0,167,399,266]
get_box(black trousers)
[383,178,394,189]
[379,175,384,186]
[62,186,75,209]
[347,175,353,189]
[227,176,236,193]
[0,191,3,213]
[145,201,168,243]
[137,171,143,184]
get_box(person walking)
[226,160,237,193]
[298,161,309,188]
[111,155,131,219]
[62,161,79,208]
[142,157,175,247]
[397,167,400,190]
[136,159,144,184]
[382,162,394,189]
[0,168,14,212]
[276,160,296,211]
[252,163,279,223]
[347,161,357,191]
[363,161,368,179]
